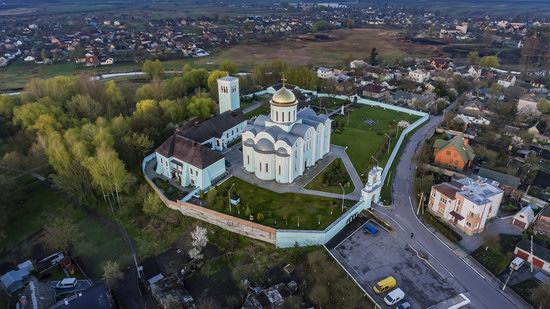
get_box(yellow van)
[373,276,397,294]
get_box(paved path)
[225,144,363,201]
[374,103,529,309]
[242,101,264,114]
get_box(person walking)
[410,232,414,239]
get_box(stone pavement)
[225,144,364,201]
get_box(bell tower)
[217,76,240,114]
[361,166,383,206]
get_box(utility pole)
[339,183,345,213]
[502,268,513,290]
[531,235,534,273]
[417,192,424,216]
[384,133,391,154]
[228,183,235,213]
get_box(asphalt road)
[376,105,528,309]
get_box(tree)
[312,20,330,32]
[163,295,183,309]
[66,94,103,119]
[537,98,550,114]
[104,80,125,118]
[207,70,229,98]
[479,55,500,68]
[191,226,208,248]
[531,283,550,309]
[143,191,163,214]
[346,18,354,29]
[285,66,317,90]
[467,51,480,65]
[188,93,215,118]
[369,47,379,65]
[183,68,209,91]
[206,187,218,206]
[102,260,123,288]
[44,216,76,254]
[220,60,238,75]
[143,59,165,79]
[309,283,329,308]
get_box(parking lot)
[330,223,467,308]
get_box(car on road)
[396,301,411,309]
[510,256,525,270]
[56,278,77,289]
[362,223,379,235]
[384,288,405,306]
[373,276,396,294]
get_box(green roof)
[433,134,475,162]
[478,167,521,188]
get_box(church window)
[279,165,281,175]
[276,112,279,122]
[265,163,268,172]
[260,163,262,172]
[282,112,285,122]
[288,111,291,121]
[247,156,250,165]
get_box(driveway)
[374,103,529,308]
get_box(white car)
[384,288,405,305]
[56,278,78,289]
[510,257,525,270]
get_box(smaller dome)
[272,87,296,105]
[254,138,275,154]
[276,147,290,157]
[243,139,255,147]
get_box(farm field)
[0,28,443,91]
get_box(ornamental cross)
[281,74,287,86]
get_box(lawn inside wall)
[212,177,355,230]
[470,234,521,275]
[304,158,354,194]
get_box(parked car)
[373,276,396,294]
[56,278,77,289]
[362,223,379,235]
[397,302,411,309]
[510,257,525,270]
[384,288,405,306]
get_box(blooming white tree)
[188,247,204,261]
[397,120,410,129]
[191,226,208,248]
[511,136,524,147]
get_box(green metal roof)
[433,134,475,162]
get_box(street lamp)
[384,133,391,154]
[371,156,379,167]
[228,183,235,213]
[339,183,345,213]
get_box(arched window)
[282,112,285,122]
[265,163,268,172]
[278,165,281,175]
[276,111,278,122]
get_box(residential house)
[408,69,430,83]
[535,207,550,236]
[430,58,451,70]
[514,240,550,274]
[317,67,334,79]
[363,65,387,80]
[0,57,7,67]
[528,121,550,144]
[433,134,475,171]
[243,282,296,309]
[512,206,535,230]
[1,266,31,294]
[181,110,247,151]
[362,84,388,99]
[531,79,546,89]
[392,90,414,105]
[503,125,520,137]
[478,167,521,193]
[497,74,516,88]
[427,176,503,235]
[350,59,368,69]
[455,113,491,126]
[467,66,483,79]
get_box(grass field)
[305,158,354,194]
[213,177,354,230]
[331,105,420,181]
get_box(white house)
[152,76,246,190]
[408,69,430,83]
[512,206,535,230]
[456,113,491,126]
[317,67,335,79]
[350,60,368,69]
[427,176,504,235]
[497,75,516,88]
[241,85,331,184]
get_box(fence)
[142,154,277,244]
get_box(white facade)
[317,67,335,79]
[155,153,225,190]
[428,177,503,235]
[497,75,516,88]
[218,76,240,113]
[456,114,491,126]
[241,86,331,184]
[408,69,430,83]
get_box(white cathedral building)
[241,85,332,184]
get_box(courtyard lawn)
[245,104,270,119]
[305,158,354,194]
[212,177,354,230]
[331,105,420,182]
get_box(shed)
[512,206,535,230]
[0,269,30,294]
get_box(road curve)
[378,106,528,309]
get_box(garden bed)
[420,211,462,243]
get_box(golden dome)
[272,87,296,105]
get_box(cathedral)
[241,84,332,184]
